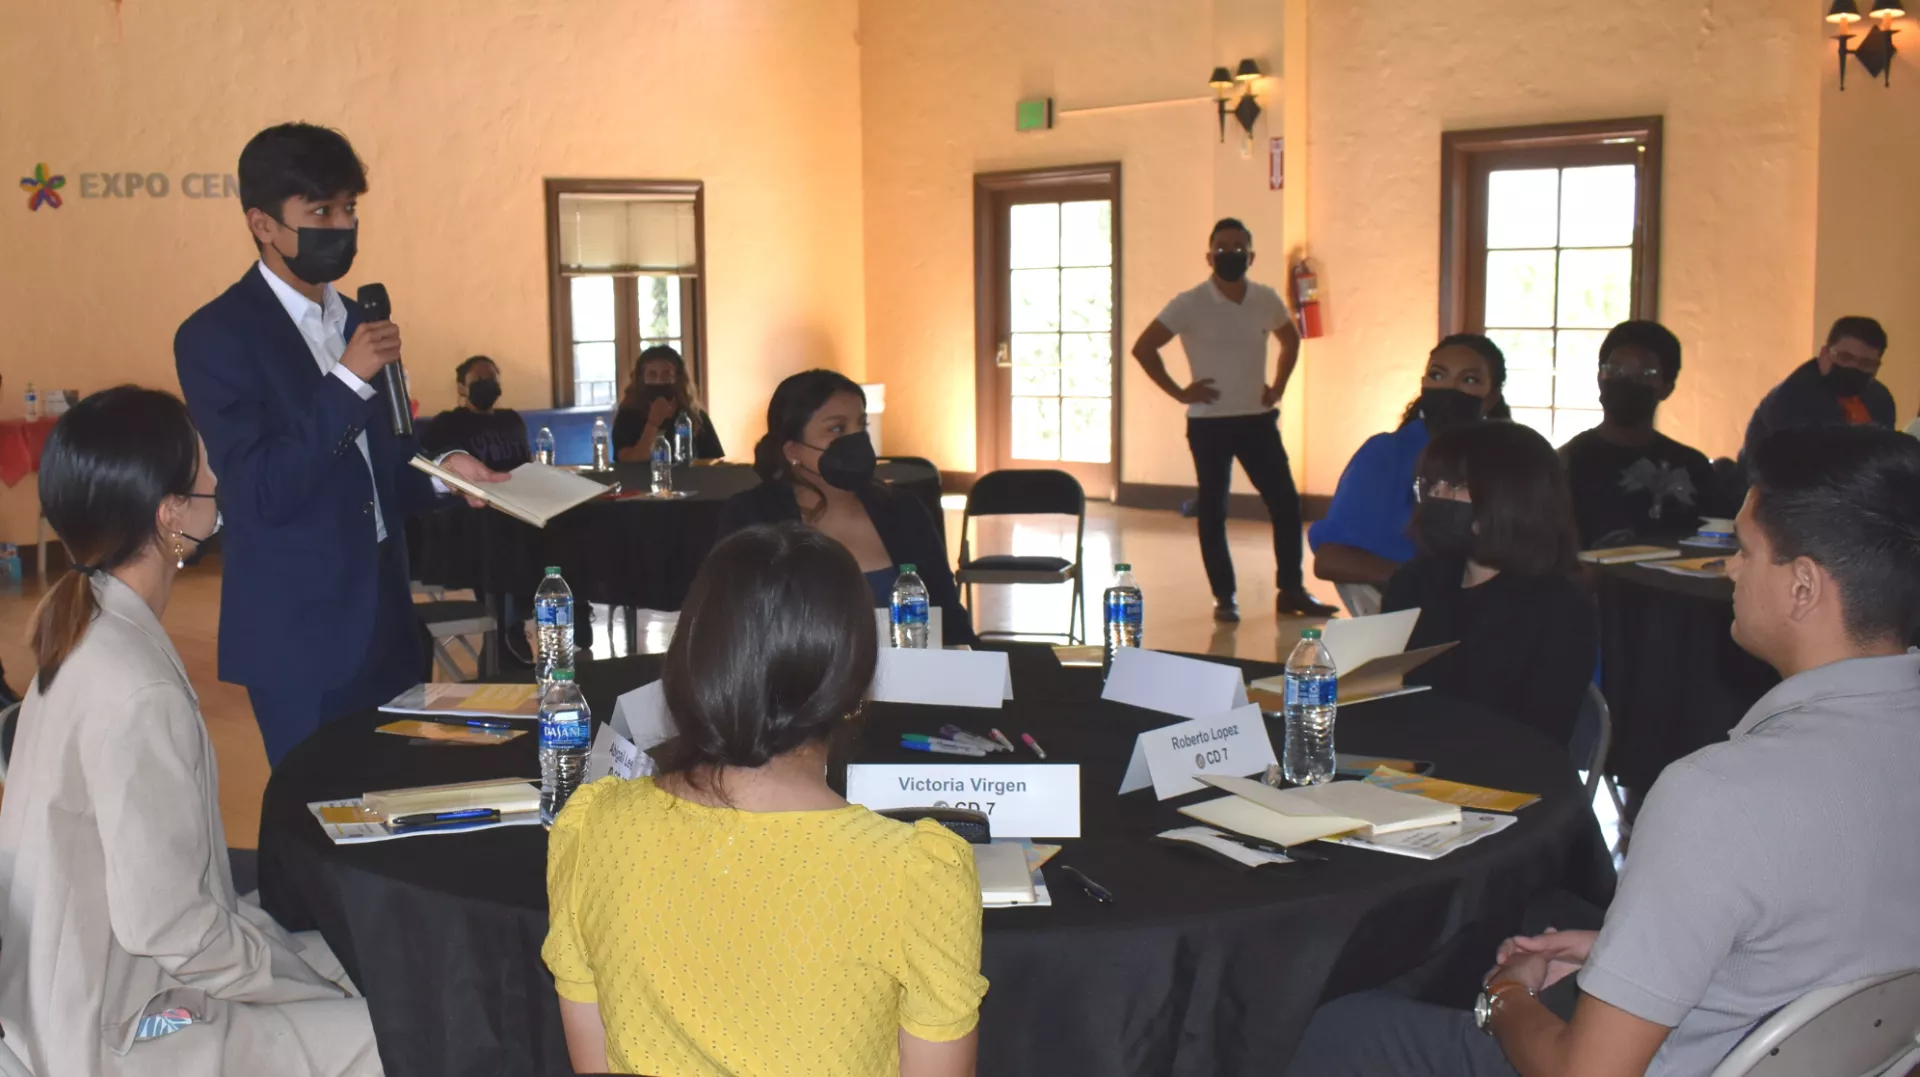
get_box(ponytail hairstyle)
[751,369,868,521]
[31,387,201,690]
[1398,332,1513,427]
[619,344,705,432]
[653,522,876,799]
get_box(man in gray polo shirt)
[1283,423,1920,1077]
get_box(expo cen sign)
[18,163,239,210]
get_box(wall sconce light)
[1827,0,1903,90]
[1208,59,1264,143]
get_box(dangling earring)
[173,534,187,570]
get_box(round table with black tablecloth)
[1593,561,1777,800]
[406,460,944,611]
[258,646,1610,1077]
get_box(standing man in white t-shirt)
[1131,218,1337,620]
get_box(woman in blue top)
[1309,334,1507,615]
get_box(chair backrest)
[964,469,1084,519]
[1707,970,1920,1077]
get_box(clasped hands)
[1485,927,1597,995]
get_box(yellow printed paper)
[318,804,384,825]
[1363,766,1540,812]
[444,683,539,714]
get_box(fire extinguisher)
[1290,258,1325,339]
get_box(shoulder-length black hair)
[1416,420,1578,576]
[751,369,872,515]
[653,523,877,792]
[32,387,201,689]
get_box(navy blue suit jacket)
[175,266,438,692]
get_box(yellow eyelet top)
[543,776,989,1076]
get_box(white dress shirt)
[256,261,387,541]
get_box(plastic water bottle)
[534,426,555,466]
[650,434,673,495]
[23,384,37,421]
[533,566,575,688]
[538,668,592,825]
[1102,563,1144,673]
[1282,627,1338,786]
[890,564,931,648]
[673,412,694,463]
[590,417,611,471]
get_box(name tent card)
[846,763,1081,838]
[1118,702,1279,800]
[869,647,1014,708]
[1101,648,1248,718]
[587,680,676,782]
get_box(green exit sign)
[1015,98,1055,132]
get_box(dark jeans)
[1185,409,1305,598]
[1281,990,1522,1077]
[247,538,424,767]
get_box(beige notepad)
[1577,545,1682,565]
[410,457,611,527]
[362,778,542,817]
[1179,774,1462,846]
[973,842,1039,905]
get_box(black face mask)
[1824,364,1873,398]
[1212,252,1249,283]
[466,378,502,410]
[637,384,677,409]
[1417,388,1485,435]
[1598,380,1660,427]
[1413,499,1477,561]
[178,505,223,568]
[272,222,357,285]
[806,431,877,491]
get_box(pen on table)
[899,738,988,757]
[1224,834,1327,862]
[389,808,501,831]
[988,728,1017,753]
[1058,864,1113,904]
[430,717,513,731]
[939,725,1004,752]
[1020,732,1048,759]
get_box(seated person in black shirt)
[1558,321,1724,548]
[422,355,531,473]
[715,369,976,645]
[612,345,723,463]
[1386,421,1596,747]
[1741,315,1896,475]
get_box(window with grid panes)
[1440,120,1661,447]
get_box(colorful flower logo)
[19,164,65,211]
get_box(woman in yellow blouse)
[543,522,988,1077]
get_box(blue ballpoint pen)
[430,717,513,731]
[389,808,502,831]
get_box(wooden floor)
[0,502,1341,848]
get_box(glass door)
[976,167,1120,494]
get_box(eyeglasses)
[1412,478,1469,503]
[1597,363,1665,385]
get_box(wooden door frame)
[972,163,1123,497]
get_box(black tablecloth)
[259,647,1607,1077]
[1594,563,1776,795]
[406,461,943,610]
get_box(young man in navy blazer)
[175,123,504,766]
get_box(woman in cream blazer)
[0,387,382,1077]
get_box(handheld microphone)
[355,283,413,437]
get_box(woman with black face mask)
[421,355,532,473]
[612,345,723,463]
[1382,421,1596,749]
[1308,333,1508,615]
[715,370,977,645]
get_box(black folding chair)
[956,469,1086,644]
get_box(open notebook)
[1178,774,1461,847]
[1250,609,1456,705]
[410,457,611,527]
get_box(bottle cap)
[1301,628,1322,640]
[1115,562,1132,571]
[544,565,562,575]
[900,563,917,573]
[551,668,575,681]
